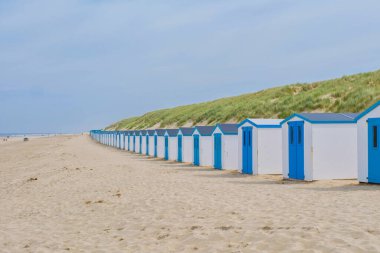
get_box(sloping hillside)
[107,70,380,130]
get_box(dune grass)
[106,70,380,130]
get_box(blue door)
[154,135,158,157]
[139,136,142,154]
[288,121,304,180]
[133,136,136,152]
[368,118,380,183]
[146,136,149,155]
[193,135,200,166]
[242,127,253,174]
[165,136,169,160]
[178,135,183,162]
[214,134,222,169]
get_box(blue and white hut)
[212,124,239,170]
[177,127,195,163]
[238,119,283,175]
[281,113,358,181]
[146,130,155,156]
[140,130,147,155]
[155,129,166,158]
[356,101,380,184]
[192,126,215,167]
[164,129,180,161]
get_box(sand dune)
[1,135,380,252]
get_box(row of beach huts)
[90,101,380,183]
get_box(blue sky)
[1,0,380,133]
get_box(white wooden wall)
[148,136,155,156]
[157,136,165,158]
[141,136,147,155]
[182,136,193,163]
[168,137,178,161]
[200,136,213,167]
[257,128,282,174]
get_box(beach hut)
[155,129,166,158]
[127,131,132,150]
[281,113,358,181]
[356,101,380,184]
[131,131,137,152]
[212,124,239,170]
[238,119,283,175]
[178,127,195,163]
[164,129,180,161]
[123,131,129,150]
[146,130,155,156]
[192,126,215,167]
[140,130,147,155]
[117,131,122,149]
[134,130,141,153]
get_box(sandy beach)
[1,135,380,252]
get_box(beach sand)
[1,135,380,252]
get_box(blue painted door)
[368,118,380,183]
[165,136,169,160]
[133,136,136,152]
[288,121,304,180]
[214,134,222,169]
[154,135,158,157]
[177,135,183,162]
[146,136,149,155]
[193,135,200,166]
[139,136,142,154]
[242,127,253,174]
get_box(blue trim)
[355,101,380,121]
[212,124,238,135]
[178,128,196,136]
[280,114,357,125]
[238,119,282,128]
[193,127,215,136]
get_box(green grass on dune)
[106,70,380,130]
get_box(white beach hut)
[281,113,358,181]
[140,130,147,155]
[126,131,132,151]
[155,129,166,158]
[178,127,195,163]
[123,131,129,150]
[135,130,142,154]
[164,129,180,161]
[356,101,380,184]
[192,126,215,167]
[146,130,155,156]
[238,119,283,175]
[131,131,138,152]
[212,124,239,170]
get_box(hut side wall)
[182,136,193,163]
[257,128,282,174]
[312,124,357,180]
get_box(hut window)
[290,127,294,144]
[298,126,302,144]
[374,126,378,148]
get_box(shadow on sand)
[301,182,380,192]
